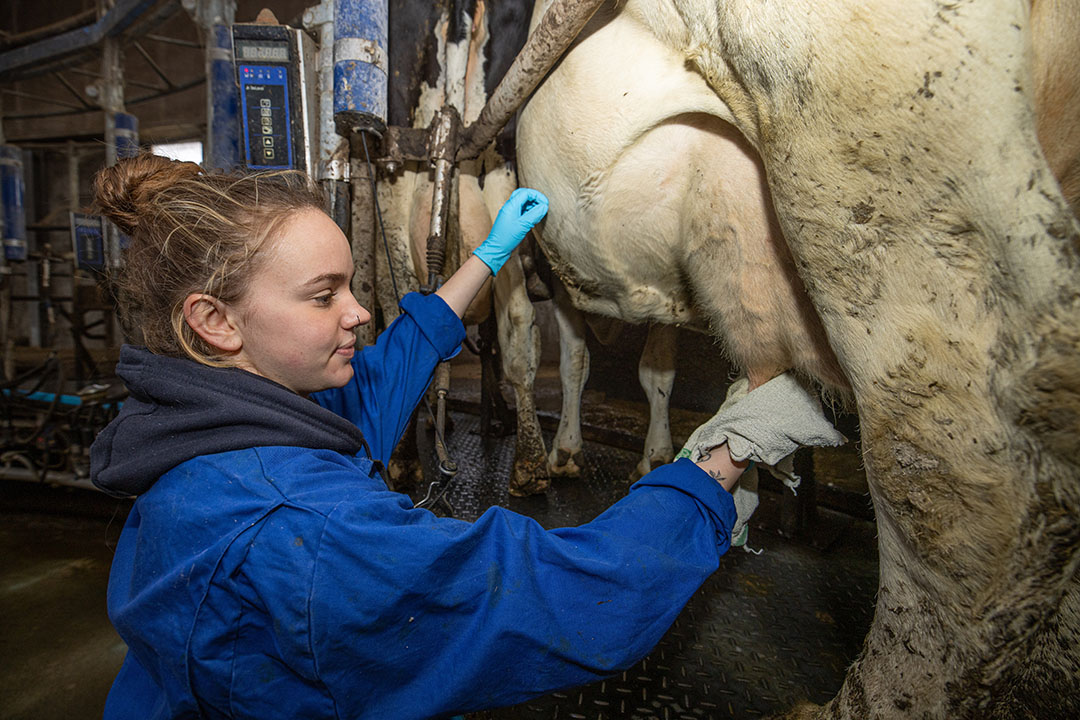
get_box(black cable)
[360,131,401,303]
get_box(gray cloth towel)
[676,373,846,548]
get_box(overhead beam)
[0,0,174,80]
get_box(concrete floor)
[1,484,130,720]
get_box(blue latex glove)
[472,188,549,275]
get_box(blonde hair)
[93,154,325,365]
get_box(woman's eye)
[315,293,335,306]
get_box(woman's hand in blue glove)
[472,188,549,276]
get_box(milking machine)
[322,0,606,513]
[231,20,318,172]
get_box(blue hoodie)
[92,291,736,720]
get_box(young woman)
[89,154,754,720]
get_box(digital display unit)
[70,212,105,272]
[232,23,312,172]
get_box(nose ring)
[355,314,361,327]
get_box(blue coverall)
[90,292,736,719]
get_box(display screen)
[236,41,289,62]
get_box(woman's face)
[231,208,371,395]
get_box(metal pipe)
[304,0,349,181]
[432,361,456,477]
[0,0,171,80]
[131,40,177,90]
[53,72,97,109]
[423,106,460,293]
[61,65,166,91]
[0,88,88,112]
[112,112,140,161]
[143,33,203,49]
[0,108,8,379]
[0,8,98,50]
[102,33,129,168]
[455,0,605,162]
[350,148,375,346]
[126,76,204,106]
[0,145,28,262]
[67,141,80,213]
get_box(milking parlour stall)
[1,0,1076,718]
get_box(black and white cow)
[374,0,547,493]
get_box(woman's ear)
[183,293,242,353]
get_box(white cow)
[376,0,549,495]
[519,0,1080,717]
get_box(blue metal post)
[0,145,27,262]
[113,111,139,160]
[333,0,387,136]
[105,108,138,265]
[206,23,239,170]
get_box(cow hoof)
[629,456,669,482]
[508,465,551,497]
[547,448,584,477]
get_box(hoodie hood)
[91,345,368,497]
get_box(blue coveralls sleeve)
[306,458,736,719]
[312,292,465,462]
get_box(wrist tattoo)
[699,450,712,463]
[708,470,727,484]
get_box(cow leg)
[384,412,424,491]
[494,251,549,496]
[1000,573,1080,716]
[632,324,676,480]
[548,279,588,477]
[1031,0,1080,215]
[481,160,549,497]
[373,168,421,326]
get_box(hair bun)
[92,154,202,235]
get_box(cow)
[1031,0,1080,218]
[377,0,551,494]
[517,0,1080,717]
